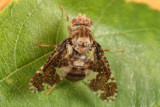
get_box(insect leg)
[46,84,56,95]
[35,42,57,48]
[60,6,72,34]
[103,49,125,53]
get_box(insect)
[29,6,124,102]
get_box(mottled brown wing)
[88,41,118,102]
[29,38,69,93]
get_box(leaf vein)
[13,5,39,68]
[0,51,52,83]
[95,28,158,37]
[14,25,23,68]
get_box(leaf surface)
[0,0,160,106]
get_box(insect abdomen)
[66,67,86,82]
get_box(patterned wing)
[88,41,118,102]
[29,38,69,93]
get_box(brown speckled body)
[55,13,95,81]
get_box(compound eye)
[90,20,93,26]
[72,18,77,24]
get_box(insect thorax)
[70,25,94,54]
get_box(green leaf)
[0,0,160,106]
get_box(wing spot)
[36,70,43,74]
[96,90,104,97]
[114,93,118,96]
[29,83,38,93]
[36,66,44,73]
[40,66,44,69]
[42,83,52,90]
[111,78,114,80]
[105,96,116,102]
[108,79,111,83]
[115,89,118,91]
[111,79,116,83]
[110,74,114,78]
